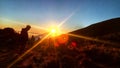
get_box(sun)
[48,26,62,37]
[50,28,59,37]
[51,29,56,33]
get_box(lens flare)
[6,8,79,68]
[56,34,69,44]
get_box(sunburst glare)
[68,33,119,46]
[8,33,51,68]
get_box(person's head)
[26,25,31,30]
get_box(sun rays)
[7,33,51,68]
[7,11,76,67]
[58,12,75,28]
[5,9,118,68]
[68,33,119,46]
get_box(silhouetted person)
[0,28,19,49]
[0,27,21,67]
[19,25,31,54]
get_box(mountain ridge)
[70,17,120,37]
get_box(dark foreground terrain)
[0,18,120,68]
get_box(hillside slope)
[71,18,120,37]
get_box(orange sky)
[0,19,45,36]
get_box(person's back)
[0,28,19,49]
[19,25,31,54]
[20,25,31,44]
[0,28,20,67]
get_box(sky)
[0,0,120,34]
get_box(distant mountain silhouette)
[70,18,120,37]
[69,18,120,46]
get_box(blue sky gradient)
[0,0,120,32]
